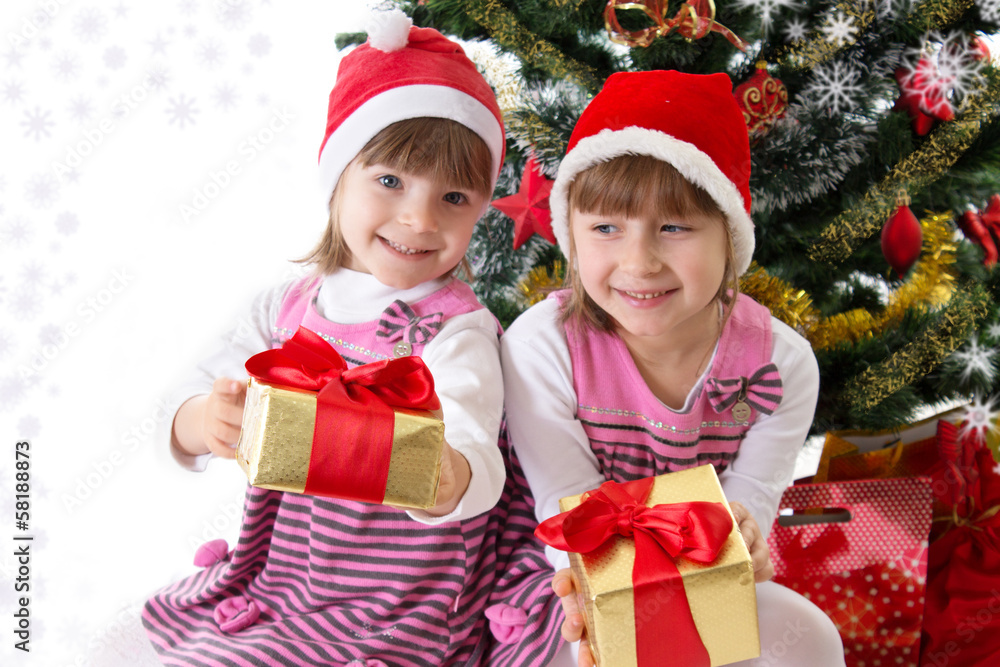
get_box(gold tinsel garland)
[507,110,568,157]
[909,0,976,31]
[779,2,874,70]
[517,261,564,307]
[808,76,1000,265]
[842,283,990,412]
[741,212,958,350]
[466,0,602,94]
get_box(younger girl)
[134,14,562,667]
[501,70,846,666]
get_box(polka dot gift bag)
[766,476,934,667]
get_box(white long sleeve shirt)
[500,297,820,571]
[169,268,506,524]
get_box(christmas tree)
[350,0,1000,438]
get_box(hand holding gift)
[236,326,449,509]
[551,498,773,667]
[536,465,760,667]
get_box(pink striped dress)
[142,277,564,666]
[565,292,784,482]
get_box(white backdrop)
[0,2,373,664]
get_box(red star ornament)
[491,156,556,250]
[893,58,955,136]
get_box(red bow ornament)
[536,476,734,666]
[243,326,440,504]
[956,194,1000,267]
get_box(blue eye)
[595,224,616,234]
[661,224,687,233]
[444,192,466,205]
[378,175,401,188]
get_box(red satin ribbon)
[535,477,732,666]
[245,326,439,502]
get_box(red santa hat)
[549,70,755,275]
[318,10,505,200]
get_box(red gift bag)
[767,477,934,667]
[920,422,1000,667]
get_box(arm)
[168,281,290,471]
[718,317,821,540]
[500,298,606,570]
[405,310,506,524]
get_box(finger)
[552,569,574,597]
[756,559,775,583]
[579,638,595,667]
[214,401,246,429]
[212,377,244,398]
[561,612,584,643]
[208,420,243,447]
[205,435,238,459]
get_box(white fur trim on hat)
[550,126,755,275]
[317,84,505,199]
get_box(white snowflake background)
[0,1,371,664]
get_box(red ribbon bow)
[955,194,1000,267]
[245,326,440,503]
[604,0,749,52]
[535,477,733,666]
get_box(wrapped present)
[767,476,933,667]
[921,421,1000,667]
[535,464,759,667]
[236,326,444,509]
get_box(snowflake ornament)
[978,0,1000,24]
[950,337,997,383]
[820,11,859,46]
[803,61,864,114]
[783,17,809,44]
[986,320,1000,343]
[899,31,987,114]
[960,394,1000,443]
[732,0,799,35]
[861,0,917,19]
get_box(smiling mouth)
[382,237,430,255]
[621,289,669,300]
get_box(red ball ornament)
[881,194,923,276]
[734,61,788,137]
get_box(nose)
[619,232,662,275]
[398,194,438,233]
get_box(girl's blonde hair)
[561,154,740,332]
[299,116,494,277]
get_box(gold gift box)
[236,378,444,509]
[560,464,759,666]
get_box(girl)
[501,70,847,666]
[123,13,562,667]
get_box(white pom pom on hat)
[365,8,412,53]
[318,11,506,202]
